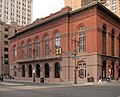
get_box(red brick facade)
[9,2,120,83]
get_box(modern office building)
[64,0,120,17]
[9,2,120,83]
[0,21,17,76]
[105,0,120,17]
[0,0,33,27]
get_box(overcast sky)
[33,0,64,21]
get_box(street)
[0,81,120,97]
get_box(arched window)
[78,26,86,52]
[36,64,40,78]
[22,65,25,77]
[28,40,32,59]
[54,32,60,48]
[13,45,17,61]
[21,42,25,60]
[45,63,50,78]
[44,35,49,56]
[111,30,114,56]
[28,65,32,77]
[54,62,60,78]
[35,38,40,58]
[102,25,106,53]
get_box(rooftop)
[9,2,120,40]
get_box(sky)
[33,0,64,21]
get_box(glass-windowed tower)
[0,0,33,27]
[64,0,120,17]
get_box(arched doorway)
[36,64,40,78]
[22,65,25,77]
[102,60,106,79]
[45,63,50,78]
[118,63,120,78]
[14,66,17,77]
[111,61,114,79]
[54,62,60,78]
[29,65,32,77]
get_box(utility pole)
[72,37,79,84]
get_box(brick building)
[9,2,120,83]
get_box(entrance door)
[45,63,50,78]
[111,61,114,79]
[102,60,106,79]
[119,69,120,78]
[118,63,120,78]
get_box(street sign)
[74,49,77,53]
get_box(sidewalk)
[0,79,120,87]
[0,79,95,87]
[95,80,120,86]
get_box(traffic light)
[55,47,62,55]
[55,48,59,55]
[59,47,62,55]
[76,60,78,67]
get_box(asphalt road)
[0,84,120,97]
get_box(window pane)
[28,41,32,58]
[54,32,60,48]
[44,35,49,56]
[78,26,86,52]
[35,38,40,58]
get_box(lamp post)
[74,58,77,84]
[72,38,79,84]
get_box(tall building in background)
[64,0,120,17]
[0,0,33,27]
[105,0,120,17]
[64,0,106,10]
[0,21,17,76]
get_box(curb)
[0,82,25,86]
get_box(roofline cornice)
[9,2,120,40]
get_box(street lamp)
[72,38,79,84]
[74,59,78,84]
